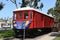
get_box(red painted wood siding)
[13,10,54,29]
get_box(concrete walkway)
[25,32,57,40]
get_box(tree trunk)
[58,22,60,31]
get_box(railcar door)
[23,11,33,29]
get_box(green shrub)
[0,30,15,38]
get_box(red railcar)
[13,7,54,37]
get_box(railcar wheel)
[14,29,23,38]
[29,30,34,38]
[41,28,51,34]
[52,27,58,32]
[14,30,19,37]
[33,29,41,36]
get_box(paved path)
[25,32,56,40]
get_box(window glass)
[30,11,33,18]
[20,12,22,19]
[24,11,28,19]
[14,14,16,20]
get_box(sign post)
[22,24,25,40]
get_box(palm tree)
[27,0,44,10]
[21,0,29,7]
[8,0,43,10]
[0,2,4,10]
[8,0,18,8]
[40,3,43,11]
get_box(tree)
[47,0,60,22]
[47,0,60,31]
[7,0,18,8]
[10,0,18,8]
[25,0,44,10]
[40,3,43,11]
[7,0,44,10]
[0,2,4,10]
[21,0,29,7]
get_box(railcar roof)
[13,7,54,18]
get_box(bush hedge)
[0,30,15,38]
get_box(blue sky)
[0,0,56,19]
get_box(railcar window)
[24,11,28,19]
[30,11,33,18]
[14,14,16,20]
[20,12,22,19]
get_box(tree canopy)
[21,0,44,10]
[0,2,4,10]
[47,0,60,22]
[8,0,43,10]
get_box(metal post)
[22,25,25,40]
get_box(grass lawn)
[54,37,60,40]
